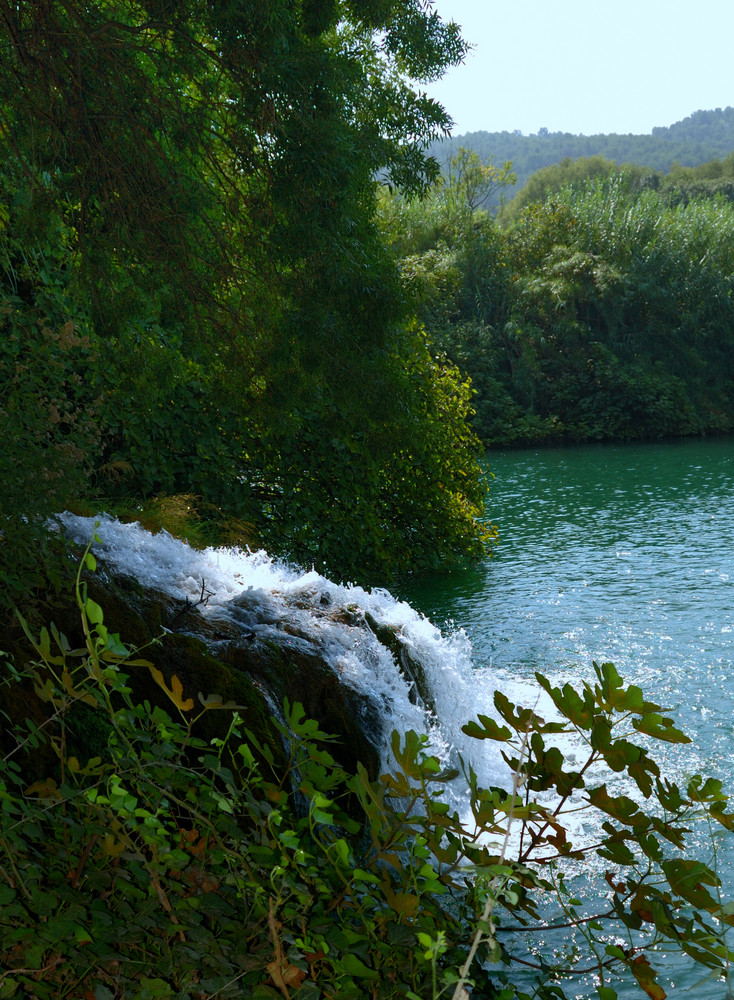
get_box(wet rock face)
[7,515,451,790]
[4,569,388,783]
[95,571,389,780]
[363,612,436,717]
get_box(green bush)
[2,544,734,999]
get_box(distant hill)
[429,107,734,199]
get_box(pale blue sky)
[427,0,734,137]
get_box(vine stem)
[450,723,531,1000]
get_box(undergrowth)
[1,533,733,999]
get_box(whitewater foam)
[59,514,508,789]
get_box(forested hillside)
[430,106,734,207]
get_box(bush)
[2,544,733,998]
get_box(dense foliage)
[500,158,657,223]
[4,9,734,998]
[381,165,734,446]
[502,151,734,223]
[0,0,493,603]
[431,106,734,210]
[3,549,734,999]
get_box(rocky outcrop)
[3,567,418,785]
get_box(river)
[400,437,734,998]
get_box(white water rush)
[59,514,508,792]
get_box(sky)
[426,0,734,137]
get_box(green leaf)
[74,924,94,945]
[604,945,626,961]
[536,674,593,729]
[632,713,691,744]
[330,838,350,866]
[688,775,726,803]
[352,868,380,884]
[84,598,104,626]
[662,858,720,910]
[588,785,648,827]
[709,801,734,831]
[105,632,130,657]
[462,714,512,742]
[23,944,46,969]
[593,661,624,707]
[338,954,379,979]
[137,978,173,999]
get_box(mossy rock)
[223,635,382,779]
[2,568,384,784]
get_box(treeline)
[380,162,734,446]
[503,151,734,220]
[430,106,734,208]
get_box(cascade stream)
[59,435,734,1000]
[59,513,507,795]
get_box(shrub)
[2,542,733,998]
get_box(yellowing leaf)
[267,959,307,991]
[148,666,194,712]
[61,669,98,707]
[169,674,194,711]
[198,692,239,710]
[103,834,126,857]
[25,778,61,799]
[630,955,666,1000]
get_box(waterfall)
[59,514,508,792]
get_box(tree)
[445,147,516,213]
[0,0,494,591]
[0,0,467,317]
[502,155,620,221]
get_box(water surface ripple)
[400,437,734,997]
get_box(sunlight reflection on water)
[400,438,734,998]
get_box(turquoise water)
[400,437,734,997]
